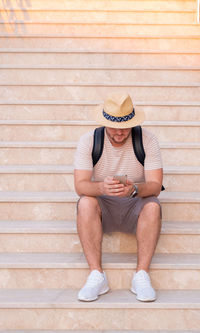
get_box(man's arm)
[135,168,163,198]
[74,169,103,197]
[74,169,125,197]
[74,168,163,198]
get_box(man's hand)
[102,176,133,197]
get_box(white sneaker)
[78,270,109,302]
[131,270,156,302]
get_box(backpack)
[92,126,165,191]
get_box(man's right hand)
[102,176,125,196]
[74,170,129,198]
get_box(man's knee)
[77,196,101,216]
[141,201,162,221]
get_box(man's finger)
[110,187,125,194]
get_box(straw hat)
[94,92,145,128]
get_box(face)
[106,127,132,147]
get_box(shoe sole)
[130,288,156,302]
[78,286,110,302]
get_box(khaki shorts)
[96,195,162,234]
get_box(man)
[74,92,163,302]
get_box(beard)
[106,129,131,146]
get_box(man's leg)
[77,196,103,272]
[77,196,109,302]
[136,201,161,272]
[131,201,161,302]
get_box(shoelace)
[86,273,104,288]
[136,272,151,289]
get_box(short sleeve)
[74,130,94,170]
[143,130,163,170]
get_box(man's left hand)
[116,179,134,198]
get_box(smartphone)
[114,175,127,185]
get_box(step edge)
[1,34,200,39]
[1,49,200,54]
[0,289,200,309]
[2,65,200,70]
[0,142,199,148]
[0,165,200,174]
[0,191,199,203]
[0,220,199,234]
[0,120,199,126]
[2,82,200,87]
[1,100,200,106]
[0,9,196,13]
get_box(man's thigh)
[97,195,161,234]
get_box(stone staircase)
[0,0,200,331]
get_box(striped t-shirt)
[74,128,162,184]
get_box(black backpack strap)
[92,126,105,167]
[132,126,145,166]
[132,126,165,191]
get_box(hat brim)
[94,104,145,129]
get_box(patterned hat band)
[102,108,135,123]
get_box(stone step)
[2,331,198,333]
[0,0,196,11]
[1,220,199,235]
[1,68,200,85]
[0,289,200,329]
[0,11,197,24]
[0,102,199,121]
[0,331,199,333]
[0,253,200,290]
[0,165,199,192]
[1,85,200,102]
[0,120,198,143]
[1,36,199,51]
[0,191,199,221]
[1,49,200,68]
[0,220,199,254]
[1,253,199,270]
[2,23,200,36]
[0,164,200,173]
[0,190,198,203]
[163,166,200,191]
[0,0,199,329]
[0,141,199,166]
